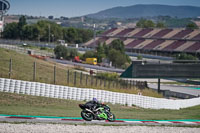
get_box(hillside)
[87,4,200,19]
[0,48,162,97]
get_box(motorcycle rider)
[85,98,103,112]
[79,98,115,121]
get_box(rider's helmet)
[93,97,98,103]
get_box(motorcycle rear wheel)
[81,111,93,121]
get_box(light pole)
[52,34,54,43]
[38,34,40,43]
[48,24,51,43]
[93,24,96,46]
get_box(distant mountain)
[86,4,200,19]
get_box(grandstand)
[84,28,200,56]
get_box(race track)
[0,114,199,126]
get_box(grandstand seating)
[125,28,142,37]
[184,42,200,52]
[152,29,173,38]
[192,33,200,40]
[153,40,174,50]
[119,38,127,41]
[101,28,117,36]
[126,39,145,48]
[175,42,195,51]
[134,40,154,49]
[163,41,186,51]
[85,39,94,46]
[171,29,193,39]
[88,37,108,47]
[105,38,116,44]
[124,39,135,45]
[162,29,181,38]
[143,29,161,38]
[85,28,200,53]
[133,29,153,37]
[115,28,134,36]
[108,28,125,36]
[143,40,165,50]
[184,30,200,39]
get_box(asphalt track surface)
[0,114,200,126]
[49,58,124,73]
[148,83,200,96]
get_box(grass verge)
[0,47,162,98]
[0,92,199,120]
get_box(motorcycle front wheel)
[107,112,116,122]
[81,111,93,121]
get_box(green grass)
[0,92,199,120]
[0,48,162,98]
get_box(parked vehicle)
[85,58,97,65]
[72,56,97,65]
[72,56,82,63]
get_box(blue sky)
[8,0,200,18]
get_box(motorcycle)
[79,103,116,122]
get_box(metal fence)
[0,58,147,91]
[0,39,56,48]
[0,43,54,57]
[0,39,147,90]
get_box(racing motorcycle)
[79,103,115,122]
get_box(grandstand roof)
[85,28,200,53]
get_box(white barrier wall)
[0,78,200,110]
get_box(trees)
[3,22,19,39]
[90,39,131,68]
[3,16,38,40]
[136,19,146,28]
[109,39,125,54]
[136,19,166,28]
[108,39,131,68]
[54,45,67,59]
[175,53,198,60]
[186,23,199,30]
[96,43,106,63]
[108,49,128,68]
[48,22,63,42]
[76,28,93,43]
[37,20,63,42]
[156,21,166,28]
[22,24,39,40]
[145,20,155,28]
[18,16,27,39]
[54,45,78,60]
[18,16,27,28]
[63,27,93,44]
[136,19,155,28]
[48,16,54,19]
[64,27,78,44]
[2,16,93,44]
[69,48,78,59]
[165,18,194,28]
[36,20,48,41]
[3,16,27,39]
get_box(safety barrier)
[0,78,200,110]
